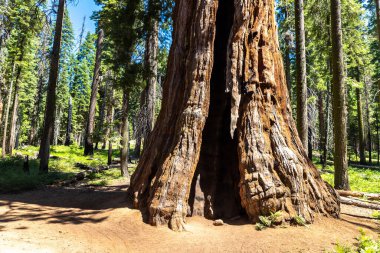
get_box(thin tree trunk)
[120,90,129,177]
[377,113,380,166]
[323,90,331,169]
[30,67,45,145]
[318,91,325,164]
[295,0,308,153]
[330,0,349,190]
[284,8,292,100]
[285,35,292,100]
[128,0,339,231]
[356,88,366,164]
[135,88,146,157]
[144,13,159,142]
[106,86,114,165]
[8,71,20,155]
[95,79,108,150]
[64,96,73,146]
[39,0,65,172]
[2,62,15,158]
[84,29,104,156]
[376,0,380,60]
[363,80,372,164]
[53,107,62,145]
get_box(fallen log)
[337,190,380,201]
[340,196,380,210]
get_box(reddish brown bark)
[129,0,340,231]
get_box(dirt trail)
[0,183,379,253]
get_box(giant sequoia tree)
[128,0,340,231]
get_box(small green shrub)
[293,215,306,226]
[372,211,380,220]
[255,211,283,230]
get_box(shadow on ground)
[0,184,131,228]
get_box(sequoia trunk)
[129,0,340,231]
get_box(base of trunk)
[128,0,340,231]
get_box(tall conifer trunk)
[39,0,65,172]
[143,1,159,143]
[356,88,366,164]
[120,90,130,177]
[84,29,104,156]
[330,0,349,189]
[64,96,73,146]
[295,0,308,152]
[129,0,340,231]
[1,62,15,158]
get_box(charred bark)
[129,0,340,231]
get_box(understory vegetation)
[334,230,380,253]
[0,145,135,192]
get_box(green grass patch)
[0,145,127,193]
[332,229,380,253]
[315,162,380,193]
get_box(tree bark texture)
[363,81,372,164]
[295,0,308,153]
[318,91,326,164]
[107,88,114,166]
[53,107,62,145]
[39,0,65,172]
[84,29,104,156]
[330,0,349,190]
[1,62,15,158]
[143,3,159,142]
[129,0,340,231]
[120,90,130,177]
[95,77,108,149]
[8,72,20,155]
[64,96,73,146]
[376,0,380,61]
[356,88,365,165]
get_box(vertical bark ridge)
[129,0,218,231]
[230,0,339,222]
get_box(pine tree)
[39,0,65,172]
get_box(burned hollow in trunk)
[189,0,242,219]
[129,0,340,231]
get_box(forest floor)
[0,180,379,253]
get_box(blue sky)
[67,0,100,40]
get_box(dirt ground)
[0,182,379,253]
